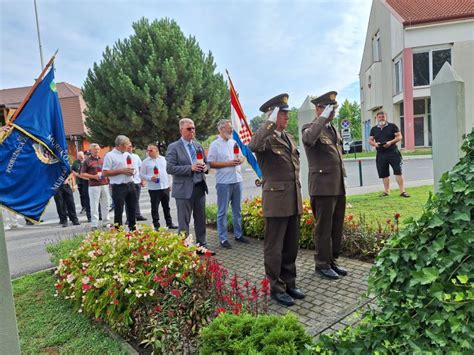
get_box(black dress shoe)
[72,221,81,226]
[235,237,250,244]
[287,288,305,299]
[196,249,216,256]
[136,216,147,221]
[167,224,178,229]
[271,292,295,306]
[61,222,68,228]
[220,240,232,249]
[331,263,348,276]
[316,266,340,280]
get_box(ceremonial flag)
[0,65,70,222]
[227,71,262,179]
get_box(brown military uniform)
[249,120,303,294]
[302,114,346,268]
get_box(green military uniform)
[302,91,346,270]
[249,94,303,295]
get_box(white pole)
[34,0,44,70]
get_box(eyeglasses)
[186,127,196,131]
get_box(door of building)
[414,116,425,146]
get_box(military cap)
[259,93,290,113]
[311,91,338,106]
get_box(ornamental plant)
[53,226,269,353]
[315,130,474,352]
[199,313,313,354]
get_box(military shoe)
[287,288,305,299]
[331,263,348,276]
[271,292,295,306]
[316,266,339,280]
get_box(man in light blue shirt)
[208,119,249,248]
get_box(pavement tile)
[203,229,374,337]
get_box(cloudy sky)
[0,0,372,119]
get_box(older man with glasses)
[166,118,215,255]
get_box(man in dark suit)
[249,93,305,307]
[302,91,348,280]
[166,118,215,255]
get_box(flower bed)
[53,226,269,353]
[206,197,397,261]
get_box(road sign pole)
[358,160,363,187]
[0,214,21,354]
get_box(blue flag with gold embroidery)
[0,66,70,222]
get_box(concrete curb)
[343,154,432,161]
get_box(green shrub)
[199,313,313,354]
[205,204,234,231]
[314,130,474,352]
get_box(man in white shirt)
[140,143,177,230]
[127,143,147,221]
[103,135,137,230]
[208,119,249,248]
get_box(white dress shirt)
[103,148,134,185]
[130,153,142,184]
[140,156,170,190]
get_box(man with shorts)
[369,111,409,198]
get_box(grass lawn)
[346,185,433,225]
[13,269,128,354]
[343,147,432,159]
[46,234,84,264]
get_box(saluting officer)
[249,93,305,307]
[302,91,348,280]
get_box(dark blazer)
[166,139,209,199]
[302,118,346,196]
[248,120,303,218]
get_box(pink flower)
[82,284,92,291]
[171,289,182,298]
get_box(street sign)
[341,128,351,152]
[341,119,351,129]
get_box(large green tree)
[83,18,229,148]
[336,99,362,140]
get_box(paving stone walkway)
[204,229,374,337]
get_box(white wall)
[405,20,474,48]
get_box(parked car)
[348,140,363,154]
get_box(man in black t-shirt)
[369,111,410,198]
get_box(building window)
[413,48,452,87]
[432,49,451,80]
[414,99,425,115]
[394,59,403,94]
[372,31,381,62]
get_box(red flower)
[82,284,92,291]
[305,218,313,225]
[113,299,119,305]
[154,305,162,313]
[260,278,270,296]
[55,283,62,290]
[171,289,182,298]
[386,219,392,224]
[215,307,226,315]
[394,213,401,220]
[231,273,239,290]
[347,214,354,222]
[152,275,160,282]
[232,303,243,315]
[243,280,250,289]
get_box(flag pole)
[9,50,58,125]
[0,214,21,355]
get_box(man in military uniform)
[249,93,305,306]
[302,91,348,280]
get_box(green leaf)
[453,210,471,222]
[427,215,444,228]
[456,275,469,284]
[412,267,439,285]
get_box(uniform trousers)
[310,195,346,267]
[264,214,300,294]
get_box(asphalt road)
[4,157,433,278]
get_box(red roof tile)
[0,82,87,136]
[386,0,474,26]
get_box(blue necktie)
[187,143,196,162]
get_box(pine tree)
[82,18,229,148]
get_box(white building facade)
[360,0,474,150]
